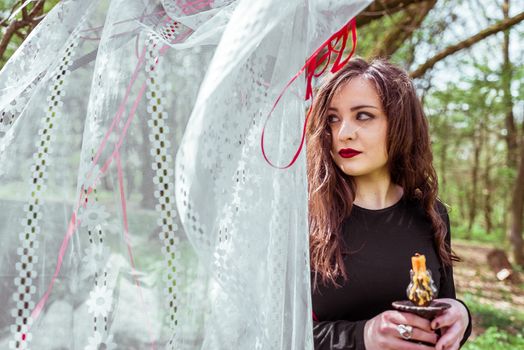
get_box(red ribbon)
[261,18,358,169]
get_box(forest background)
[1,0,523,349]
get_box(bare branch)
[0,19,24,61]
[368,0,437,59]
[0,0,48,62]
[0,0,24,27]
[14,31,25,40]
[410,11,524,78]
[29,0,46,17]
[357,0,431,27]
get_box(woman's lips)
[338,148,362,158]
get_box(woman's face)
[328,76,389,180]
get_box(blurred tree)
[357,0,524,267]
[425,66,506,237]
[501,0,524,266]
[502,0,519,169]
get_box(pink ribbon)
[178,0,215,15]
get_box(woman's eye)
[356,112,373,121]
[327,114,339,123]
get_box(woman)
[307,58,472,350]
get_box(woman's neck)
[352,174,404,210]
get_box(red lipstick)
[338,148,362,158]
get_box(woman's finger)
[431,299,468,330]
[406,327,438,345]
[431,306,461,330]
[391,311,433,332]
[388,312,437,345]
[388,338,437,350]
[435,323,461,350]
[431,311,457,330]
[449,338,461,350]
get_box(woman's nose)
[338,119,359,141]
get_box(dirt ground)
[452,240,524,338]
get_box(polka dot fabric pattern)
[9,25,81,350]
[0,0,371,349]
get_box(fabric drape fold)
[0,0,371,348]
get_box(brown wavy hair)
[307,58,459,289]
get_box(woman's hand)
[431,298,469,350]
[363,310,438,350]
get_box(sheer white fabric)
[0,0,371,349]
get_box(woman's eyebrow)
[350,104,379,111]
[327,105,379,112]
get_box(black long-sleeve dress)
[312,197,472,349]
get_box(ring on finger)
[397,324,413,340]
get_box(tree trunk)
[487,249,520,283]
[502,0,518,168]
[482,116,493,234]
[440,141,447,191]
[468,126,482,233]
[509,139,524,267]
[500,0,524,267]
[457,179,468,231]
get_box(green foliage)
[463,327,524,350]
[357,11,404,60]
[461,294,524,350]
[424,59,519,240]
[463,293,524,329]
[43,0,60,12]
[453,224,506,246]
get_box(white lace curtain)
[0,0,371,348]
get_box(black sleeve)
[437,203,472,347]
[313,319,367,350]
